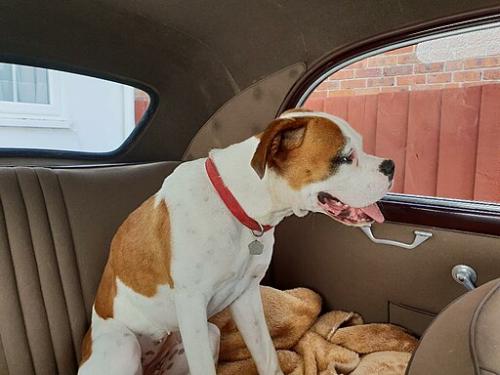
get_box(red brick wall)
[134,89,150,124]
[310,45,500,98]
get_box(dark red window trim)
[380,199,500,237]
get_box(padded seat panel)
[407,278,500,375]
[0,162,179,375]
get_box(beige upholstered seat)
[0,162,178,375]
[407,278,500,375]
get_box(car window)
[303,25,500,204]
[0,63,150,152]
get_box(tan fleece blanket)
[212,287,417,375]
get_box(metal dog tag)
[248,239,264,255]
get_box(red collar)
[205,157,273,234]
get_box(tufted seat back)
[0,162,179,375]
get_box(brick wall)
[310,45,500,98]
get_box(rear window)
[0,63,151,153]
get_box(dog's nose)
[379,159,395,179]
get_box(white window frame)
[0,68,71,129]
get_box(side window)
[0,63,151,153]
[304,26,500,204]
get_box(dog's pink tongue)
[360,203,384,223]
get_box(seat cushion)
[0,162,179,375]
[407,278,500,375]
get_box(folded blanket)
[215,287,417,375]
[142,286,418,375]
[210,287,322,362]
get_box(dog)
[78,109,394,375]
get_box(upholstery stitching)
[0,336,10,374]
[54,172,88,325]
[389,301,437,318]
[15,169,59,373]
[0,172,36,374]
[479,366,499,375]
[470,281,500,375]
[35,169,80,367]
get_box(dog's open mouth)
[318,192,384,226]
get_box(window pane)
[304,26,500,204]
[15,65,50,104]
[0,63,151,153]
[0,63,13,101]
[34,68,50,104]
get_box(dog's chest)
[206,238,273,316]
[164,161,275,309]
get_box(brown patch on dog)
[251,116,346,189]
[80,328,92,365]
[251,118,309,178]
[113,196,173,295]
[253,108,314,140]
[94,196,172,319]
[94,260,117,319]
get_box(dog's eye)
[338,156,351,163]
[336,152,354,165]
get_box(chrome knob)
[452,265,477,291]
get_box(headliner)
[0,0,499,164]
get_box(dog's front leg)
[176,291,218,375]
[230,285,284,375]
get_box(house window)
[302,25,500,204]
[0,64,49,104]
[0,63,151,152]
[0,63,68,129]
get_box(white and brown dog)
[78,109,394,375]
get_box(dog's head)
[251,109,394,226]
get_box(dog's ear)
[251,118,308,179]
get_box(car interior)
[0,1,499,374]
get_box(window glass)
[0,63,151,152]
[0,64,50,104]
[304,26,500,204]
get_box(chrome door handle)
[360,224,432,250]
[452,265,477,291]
